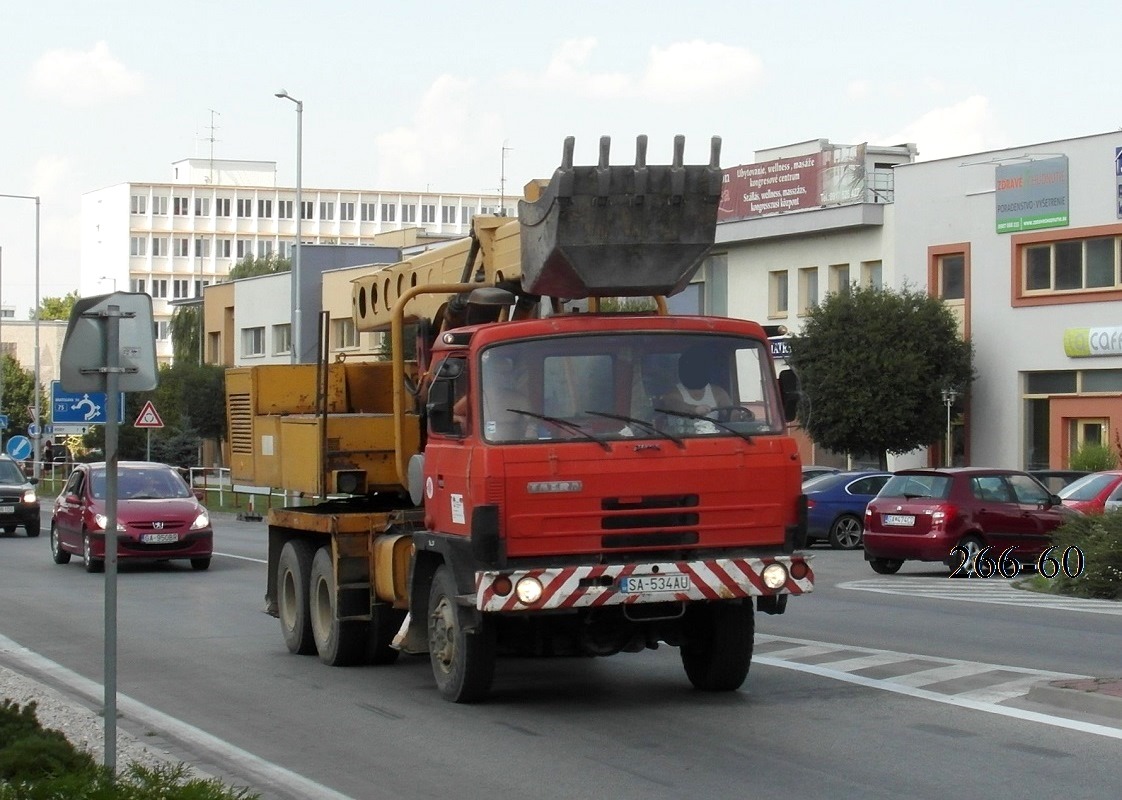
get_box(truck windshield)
[478,332,784,443]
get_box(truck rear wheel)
[310,547,367,666]
[427,565,495,703]
[278,540,316,655]
[680,600,754,692]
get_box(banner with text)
[995,156,1069,234]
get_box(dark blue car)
[805,470,893,550]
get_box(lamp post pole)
[275,90,303,364]
[941,387,958,468]
[0,194,40,475]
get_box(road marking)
[838,577,1122,615]
[0,632,354,800]
[757,634,1122,740]
[214,551,266,564]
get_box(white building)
[80,158,513,362]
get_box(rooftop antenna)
[499,140,513,213]
[206,109,222,184]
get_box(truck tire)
[367,605,405,666]
[278,540,316,655]
[309,547,367,666]
[680,600,754,692]
[427,565,495,703]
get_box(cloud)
[506,38,762,102]
[876,95,1006,161]
[26,41,145,107]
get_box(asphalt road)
[1,510,1120,800]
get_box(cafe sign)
[1064,326,1122,357]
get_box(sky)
[1,0,1119,318]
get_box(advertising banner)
[718,144,866,222]
[995,156,1069,234]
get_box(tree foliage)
[227,253,291,280]
[0,355,46,436]
[787,284,974,468]
[170,304,203,364]
[32,290,79,321]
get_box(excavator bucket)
[518,135,722,299]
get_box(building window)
[243,327,265,357]
[174,238,190,257]
[401,204,416,224]
[319,201,334,221]
[862,260,883,289]
[173,197,189,216]
[152,196,168,216]
[129,237,147,257]
[278,200,293,219]
[173,279,189,299]
[151,237,168,257]
[442,205,457,224]
[215,198,231,217]
[361,202,377,222]
[255,199,271,219]
[151,279,168,298]
[236,239,253,259]
[421,204,436,224]
[340,202,355,221]
[153,321,170,341]
[194,279,209,296]
[798,267,819,314]
[130,195,147,214]
[301,201,314,220]
[939,254,965,299]
[769,270,789,317]
[461,206,474,225]
[237,199,253,218]
[194,197,211,217]
[207,332,221,363]
[257,240,274,258]
[828,263,850,295]
[272,324,292,355]
[381,203,396,222]
[131,278,146,294]
[217,238,231,258]
[333,318,357,350]
[1024,237,1119,293]
[194,237,210,258]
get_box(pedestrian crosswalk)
[837,577,1122,615]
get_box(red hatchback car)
[863,468,1075,575]
[1057,470,1122,515]
[50,461,213,573]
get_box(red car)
[863,467,1075,575]
[1057,470,1122,515]
[50,461,213,573]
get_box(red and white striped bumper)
[476,556,814,613]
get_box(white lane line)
[0,632,353,800]
[756,634,1122,741]
[213,551,266,564]
[838,578,1122,615]
[891,662,999,688]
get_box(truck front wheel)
[680,600,754,692]
[427,565,495,703]
[278,540,316,655]
[310,547,367,666]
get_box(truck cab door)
[423,357,475,537]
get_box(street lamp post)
[275,89,303,364]
[0,194,40,475]
[941,387,958,467]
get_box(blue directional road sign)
[0,414,8,430]
[5,435,32,460]
[51,381,125,425]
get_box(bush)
[0,700,259,799]
[1068,443,1118,471]
[1041,512,1122,600]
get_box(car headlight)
[93,514,126,532]
[762,562,789,589]
[514,576,543,605]
[190,510,210,530]
[22,490,37,503]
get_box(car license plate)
[883,514,915,527]
[0,506,13,514]
[141,532,179,544]
[619,573,691,593]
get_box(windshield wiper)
[505,409,612,452]
[652,408,754,443]
[582,411,685,449]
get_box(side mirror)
[778,368,801,423]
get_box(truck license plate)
[620,573,691,593]
[0,506,13,514]
[141,532,179,544]
[883,514,915,526]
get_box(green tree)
[32,290,79,321]
[227,253,291,280]
[169,303,203,364]
[0,355,45,435]
[787,284,974,469]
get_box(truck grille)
[600,494,699,549]
[228,392,252,454]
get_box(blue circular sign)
[27,423,40,439]
[5,435,32,460]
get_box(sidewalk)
[1026,676,1122,721]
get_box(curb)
[1026,678,1122,721]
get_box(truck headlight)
[762,563,788,589]
[515,576,543,605]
